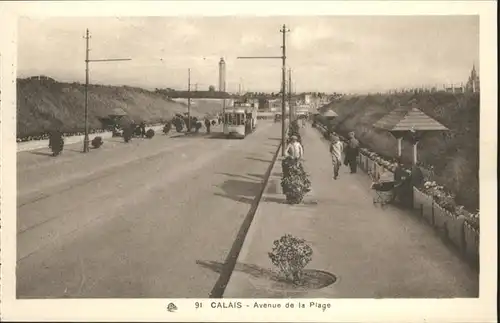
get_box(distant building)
[465,64,480,93]
[298,93,311,104]
[269,99,281,112]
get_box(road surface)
[17,121,281,298]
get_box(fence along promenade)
[314,122,479,268]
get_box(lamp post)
[288,68,293,121]
[83,29,131,153]
[237,24,290,156]
[187,68,191,132]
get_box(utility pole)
[83,29,131,153]
[280,25,290,156]
[288,68,293,121]
[84,29,90,153]
[187,68,191,132]
[237,24,290,156]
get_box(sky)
[17,16,479,93]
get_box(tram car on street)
[223,102,258,139]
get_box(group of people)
[281,124,424,208]
[329,131,421,207]
[284,130,360,180]
[329,131,359,180]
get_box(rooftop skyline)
[18,16,479,93]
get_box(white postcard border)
[1,1,497,322]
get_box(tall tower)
[219,57,226,114]
[218,57,226,92]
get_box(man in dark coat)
[392,157,413,208]
[345,131,360,173]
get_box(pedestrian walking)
[345,131,360,173]
[285,135,304,160]
[329,135,343,180]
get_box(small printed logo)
[167,302,178,312]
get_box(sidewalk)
[223,125,478,298]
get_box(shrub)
[163,123,171,134]
[123,128,132,143]
[146,129,155,139]
[133,126,142,137]
[91,136,103,149]
[281,156,311,204]
[183,116,198,132]
[172,118,184,133]
[211,120,216,126]
[268,234,313,284]
[281,156,296,178]
[195,121,203,132]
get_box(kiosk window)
[236,113,245,125]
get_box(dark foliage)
[91,136,103,149]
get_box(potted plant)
[268,234,313,284]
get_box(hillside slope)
[322,92,479,211]
[17,77,221,137]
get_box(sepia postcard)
[0,1,497,322]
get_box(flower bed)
[422,181,479,232]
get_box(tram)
[223,102,258,139]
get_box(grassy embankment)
[321,92,479,211]
[17,77,223,138]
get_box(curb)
[210,140,283,298]
[222,127,306,297]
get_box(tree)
[209,85,215,92]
